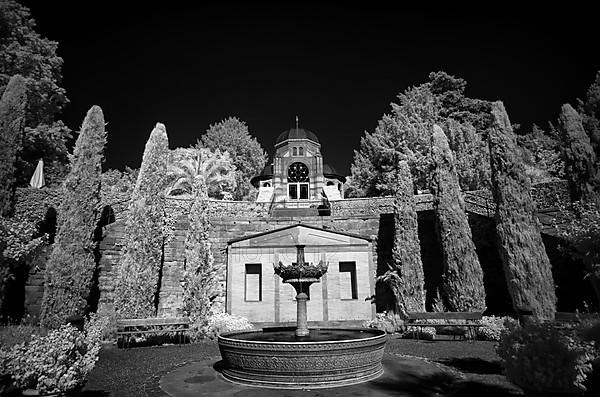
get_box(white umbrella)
[30,159,45,188]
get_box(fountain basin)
[218,327,387,389]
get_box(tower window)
[292,147,297,156]
[298,147,304,156]
[339,262,357,300]
[245,264,262,302]
[287,162,310,200]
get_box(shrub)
[0,313,108,394]
[0,75,27,217]
[362,312,405,334]
[496,321,598,394]
[188,312,254,341]
[0,324,42,348]
[402,323,437,341]
[476,316,518,341]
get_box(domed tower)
[251,127,345,206]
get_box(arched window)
[287,162,309,200]
[298,147,304,156]
[292,147,297,156]
[263,182,271,187]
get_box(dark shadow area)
[213,360,226,373]
[371,367,461,397]
[436,357,504,375]
[543,234,598,312]
[1,256,28,323]
[375,212,395,312]
[116,334,191,349]
[81,391,111,397]
[447,381,523,397]
[468,213,514,316]
[418,211,444,311]
[88,206,116,315]
[38,207,57,244]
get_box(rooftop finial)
[296,115,299,132]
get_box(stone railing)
[13,179,571,224]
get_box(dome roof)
[250,164,273,187]
[275,128,319,145]
[323,164,346,183]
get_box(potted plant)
[496,320,598,396]
[0,314,107,396]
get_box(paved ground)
[157,353,523,397]
[79,338,528,396]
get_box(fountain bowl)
[218,327,387,389]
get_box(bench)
[116,317,191,348]
[406,312,483,341]
[554,312,600,326]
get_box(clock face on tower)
[287,162,309,182]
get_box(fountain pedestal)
[285,277,319,337]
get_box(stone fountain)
[217,244,387,389]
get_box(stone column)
[296,291,309,337]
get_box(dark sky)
[20,2,600,175]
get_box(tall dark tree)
[558,103,600,206]
[378,161,425,317]
[0,75,27,216]
[488,101,556,320]
[115,123,169,318]
[197,117,266,200]
[0,1,71,186]
[40,106,106,328]
[349,71,492,197]
[578,71,600,158]
[349,85,437,196]
[517,123,565,182]
[430,125,486,311]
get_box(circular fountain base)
[217,327,387,389]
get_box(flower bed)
[0,314,108,395]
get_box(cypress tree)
[0,75,27,216]
[380,160,425,317]
[115,123,169,318]
[488,101,556,319]
[558,103,600,206]
[182,179,219,322]
[40,106,106,328]
[430,124,486,311]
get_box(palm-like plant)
[166,147,236,199]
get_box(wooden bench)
[406,312,483,341]
[554,312,600,325]
[116,317,191,348]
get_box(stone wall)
[96,212,387,318]
[20,180,572,320]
